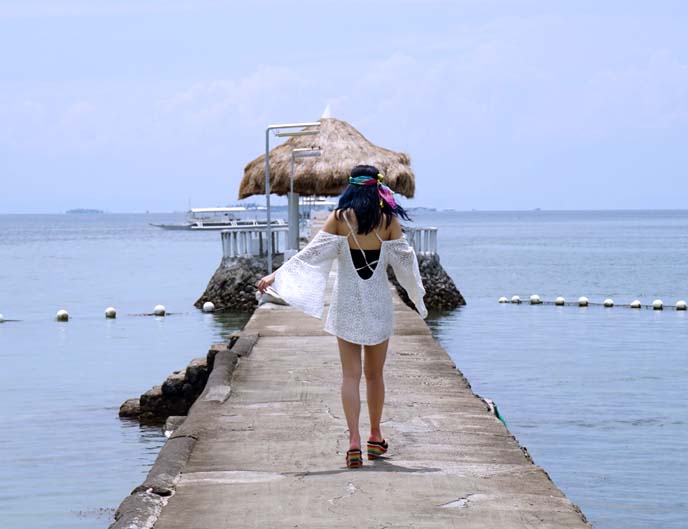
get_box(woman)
[257,164,427,468]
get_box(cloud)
[324,16,688,150]
[1,5,687,211]
[159,66,309,126]
[0,65,313,155]
[3,33,687,158]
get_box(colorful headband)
[348,173,398,209]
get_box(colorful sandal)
[367,439,388,460]
[346,449,363,468]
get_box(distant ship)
[150,206,283,231]
[151,198,335,231]
[66,208,104,214]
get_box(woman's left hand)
[256,272,276,294]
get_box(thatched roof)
[238,118,415,199]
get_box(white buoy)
[0,313,4,322]
[652,299,663,310]
[202,301,215,313]
[153,304,166,316]
[105,307,117,319]
[578,296,589,307]
[498,296,508,303]
[56,309,69,322]
[555,296,566,306]
[630,299,642,309]
[529,294,542,305]
[603,298,614,307]
[511,295,521,304]
[676,300,687,311]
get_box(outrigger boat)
[150,207,286,231]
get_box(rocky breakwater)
[388,252,465,311]
[196,247,463,314]
[195,255,284,312]
[119,341,235,424]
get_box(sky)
[0,0,687,213]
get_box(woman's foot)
[367,433,388,460]
[346,448,363,468]
[368,429,384,443]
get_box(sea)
[0,210,686,529]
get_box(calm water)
[421,209,688,529]
[0,214,249,529]
[1,210,687,528]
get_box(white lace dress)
[271,229,428,345]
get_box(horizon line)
[1,207,688,215]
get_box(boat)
[299,196,337,209]
[151,207,285,231]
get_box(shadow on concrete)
[288,459,442,478]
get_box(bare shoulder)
[387,215,403,240]
[322,211,339,234]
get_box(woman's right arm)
[256,211,338,292]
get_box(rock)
[131,352,218,423]
[161,371,186,397]
[195,255,284,312]
[139,385,165,422]
[181,383,195,399]
[185,357,208,387]
[140,385,163,406]
[138,385,186,422]
[162,397,190,419]
[119,398,140,418]
[388,253,465,312]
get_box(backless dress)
[271,213,427,345]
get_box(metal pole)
[286,150,306,258]
[263,122,321,274]
[290,152,295,195]
[265,128,272,274]
[288,152,296,254]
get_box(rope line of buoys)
[0,303,220,324]
[499,295,687,310]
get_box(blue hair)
[335,164,411,234]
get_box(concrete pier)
[111,279,592,529]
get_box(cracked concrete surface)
[148,281,593,529]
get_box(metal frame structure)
[286,147,322,259]
[264,122,321,273]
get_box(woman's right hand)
[256,272,276,294]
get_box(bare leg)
[364,339,389,443]
[337,337,362,451]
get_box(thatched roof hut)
[238,118,415,199]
